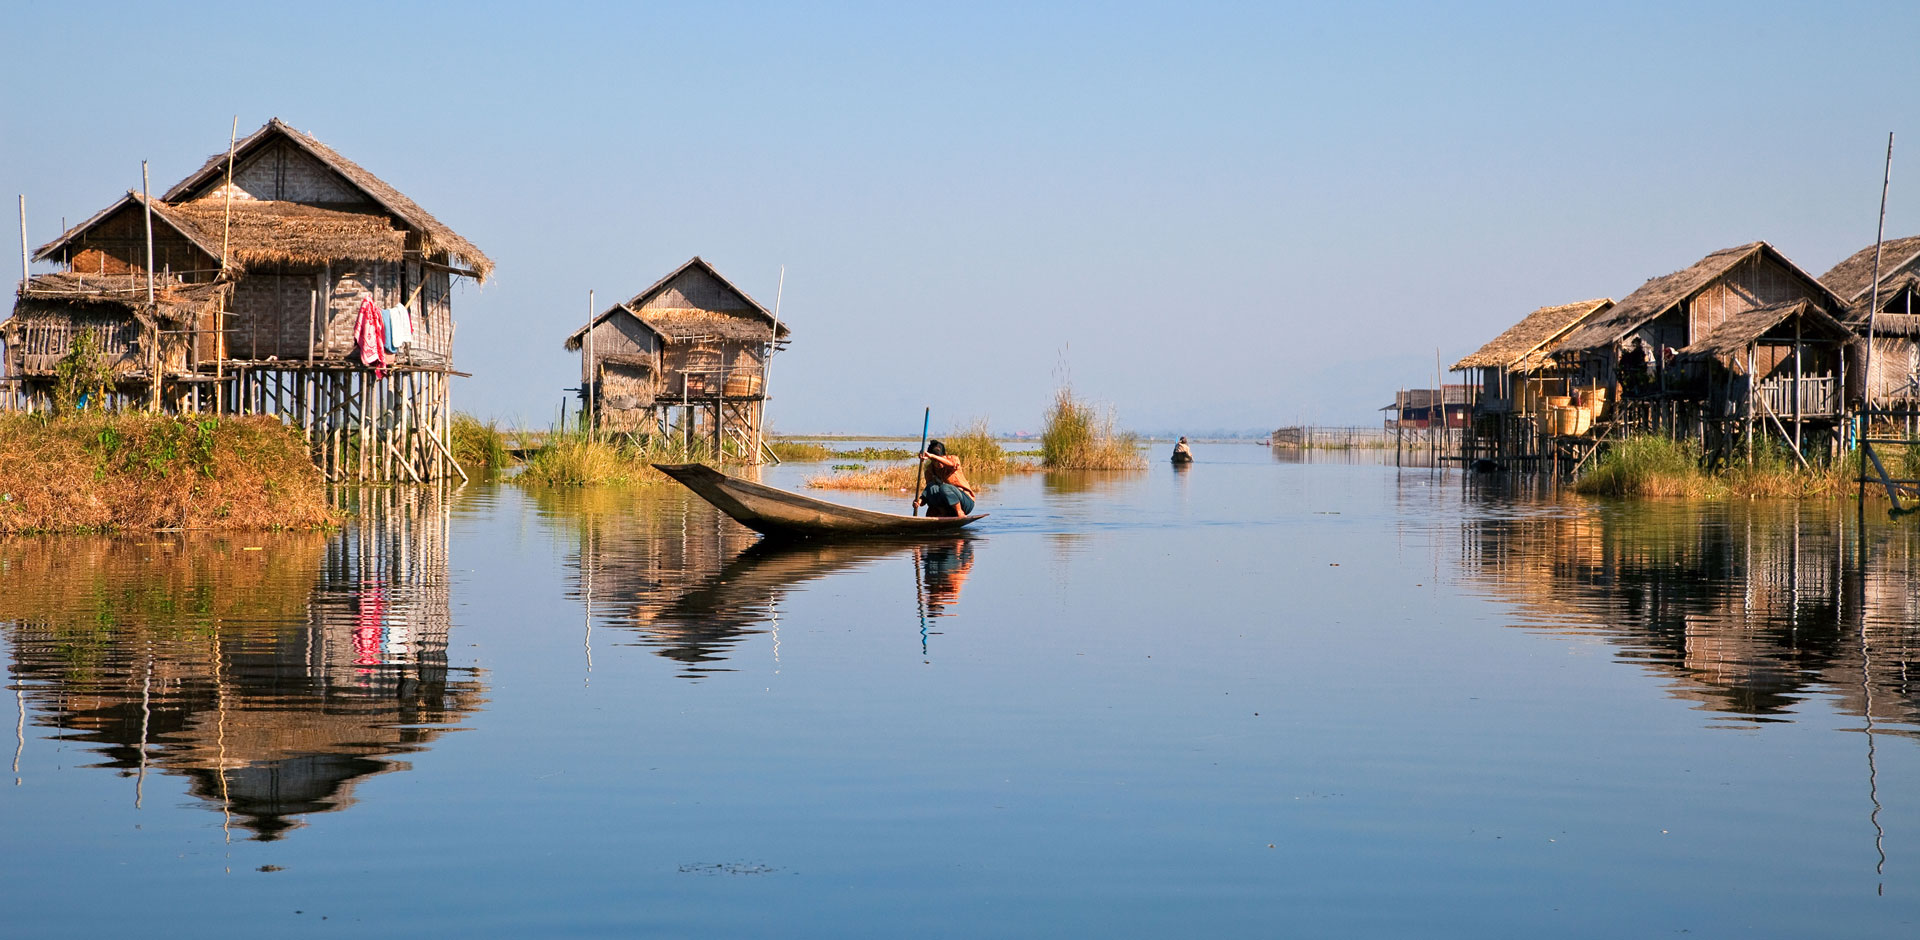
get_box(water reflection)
[1457,499,1920,730]
[554,489,979,676]
[0,488,482,840]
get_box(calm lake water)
[5,445,1919,937]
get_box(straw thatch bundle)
[1452,298,1612,371]
[169,198,406,269]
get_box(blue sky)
[4,1,1918,434]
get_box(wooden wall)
[1687,253,1822,340]
[61,204,216,281]
[579,311,659,383]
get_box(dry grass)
[0,414,335,534]
[805,463,921,491]
[1040,388,1145,470]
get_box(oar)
[912,406,930,516]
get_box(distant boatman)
[914,440,977,517]
[1171,436,1194,464]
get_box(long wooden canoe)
[653,463,987,538]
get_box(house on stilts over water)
[1819,234,1920,414]
[5,118,492,481]
[1449,297,1613,465]
[1544,241,1855,463]
[563,257,789,463]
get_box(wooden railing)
[1757,374,1840,417]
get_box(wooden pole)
[141,162,155,307]
[219,116,237,275]
[1864,132,1894,420]
[755,264,785,465]
[16,195,26,295]
[585,289,594,437]
[912,406,930,515]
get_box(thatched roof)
[564,257,791,351]
[1818,235,1920,307]
[161,118,492,280]
[1556,242,1841,353]
[14,271,226,327]
[1676,300,1858,367]
[33,191,224,264]
[1863,312,1920,338]
[1451,298,1612,371]
[168,198,406,268]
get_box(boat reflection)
[0,488,482,841]
[1457,499,1920,729]
[563,490,980,676]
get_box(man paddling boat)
[913,440,978,517]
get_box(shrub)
[451,413,511,471]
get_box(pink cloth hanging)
[353,297,387,378]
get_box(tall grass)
[515,429,714,487]
[1040,388,1145,470]
[943,418,1007,468]
[451,413,511,472]
[1574,436,1709,497]
[1576,434,1854,499]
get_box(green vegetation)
[513,431,718,487]
[1040,388,1145,470]
[767,439,835,462]
[52,329,115,413]
[1574,434,1853,499]
[944,419,1007,468]
[0,414,334,533]
[451,413,511,472]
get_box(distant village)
[1376,238,1920,474]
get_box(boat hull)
[653,463,987,538]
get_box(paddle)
[911,406,930,516]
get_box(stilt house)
[1819,234,1920,406]
[1549,242,1847,442]
[1671,300,1857,458]
[5,118,492,481]
[563,257,789,462]
[1448,298,1614,463]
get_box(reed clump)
[1574,436,1711,497]
[0,413,334,533]
[451,413,511,471]
[1040,388,1145,470]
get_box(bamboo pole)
[219,117,237,275]
[585,289,595,437]
[16,196,26,296]
[141,162,155,307]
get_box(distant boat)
[654,463,987,539]
[1171,451,1193,465]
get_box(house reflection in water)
[0,488,482,840]
[1456,498,1920,728]
[555,488,977,677]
